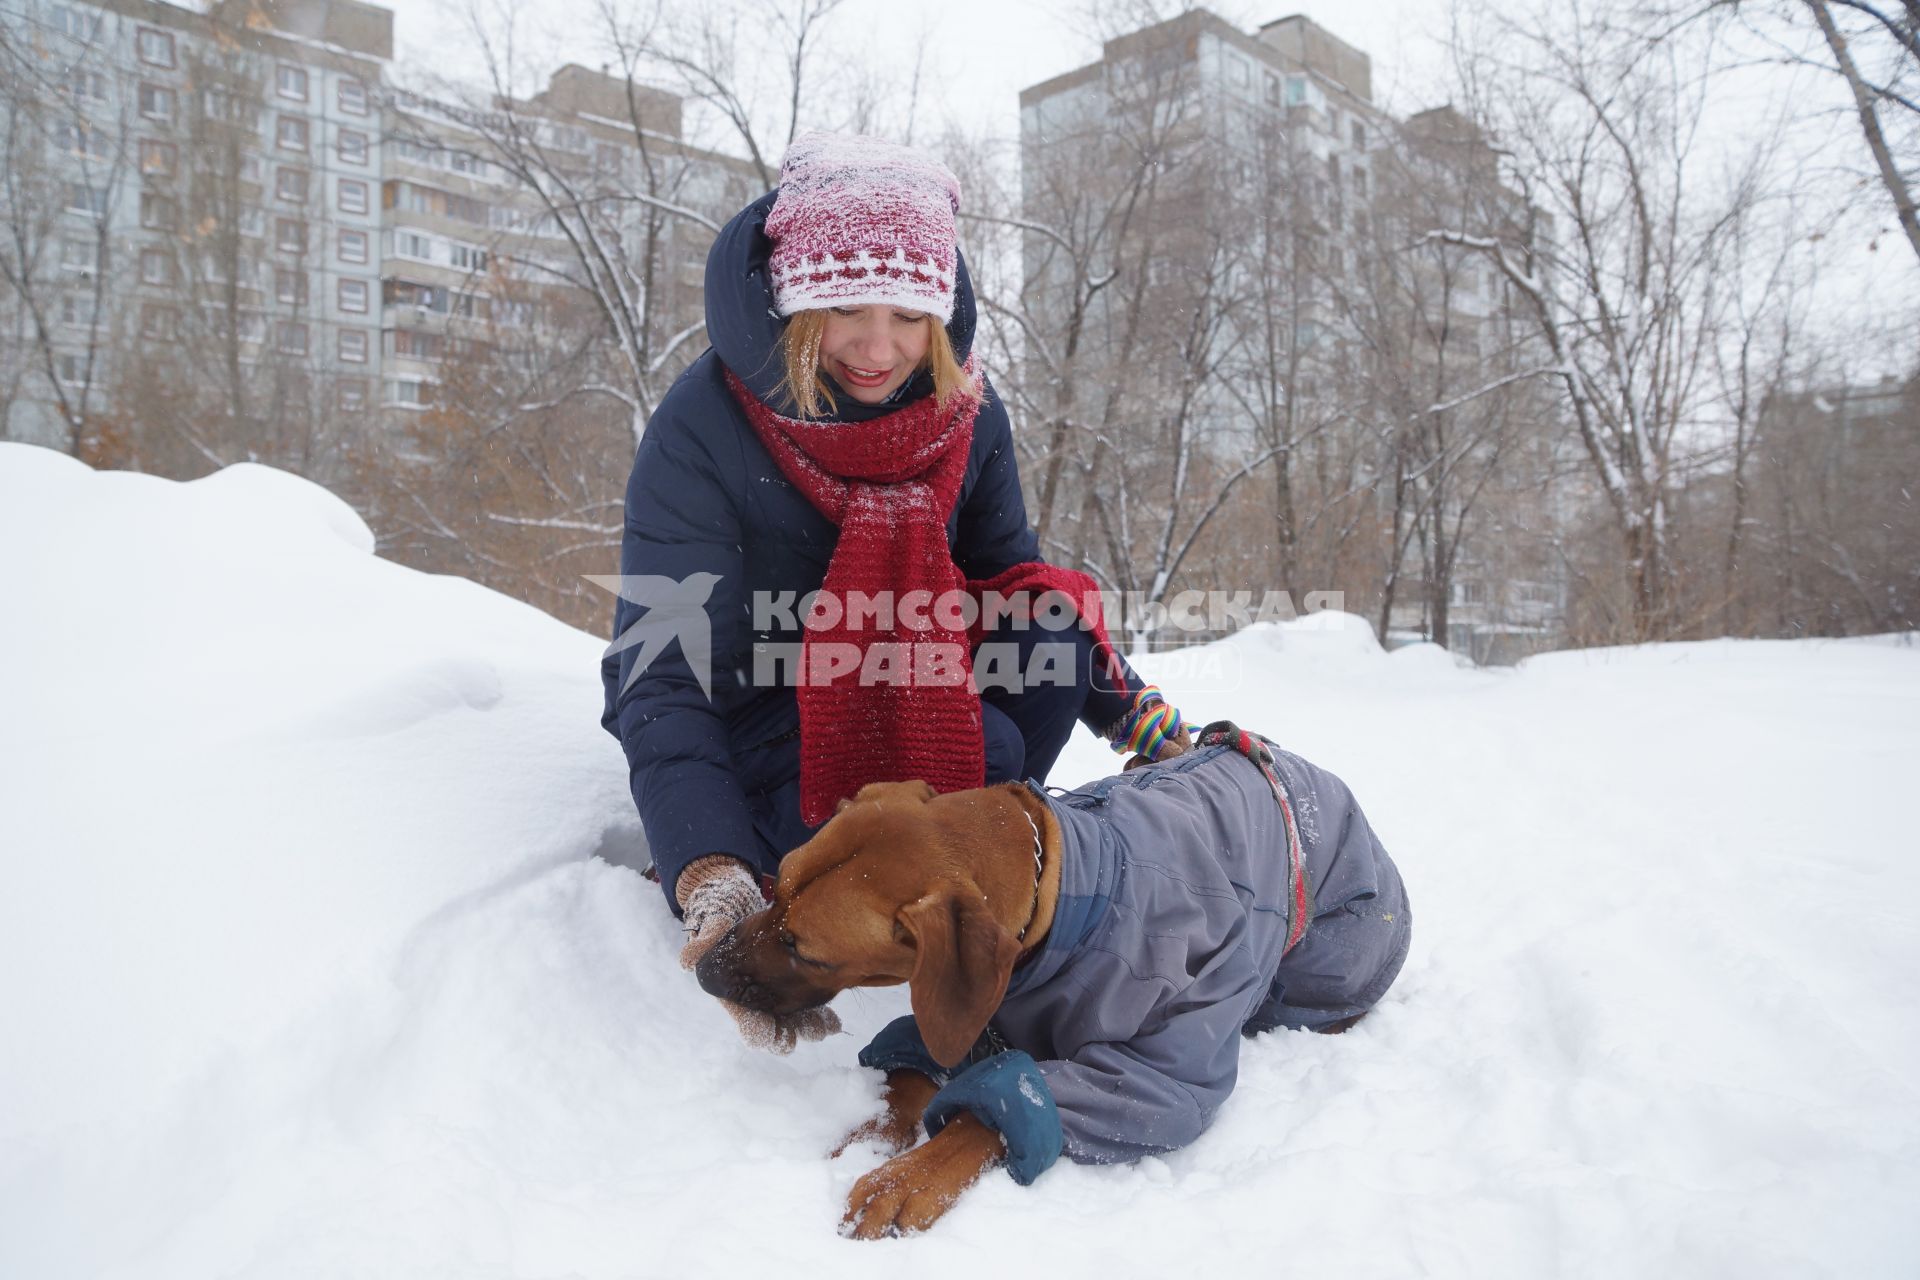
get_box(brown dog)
[696,741,1412,1237]
[694,778,1063,1237]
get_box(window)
[276,320,308,355]
[338,77,367,115]
[202,86,262,132]
[384,377,433,407]
[388,178,496,223]
[449,150,486,177]
[450,243,488,272]
[66,183,109,218]
[239,208,265,238]
[338,278,369,313]
[395,230,434,261]
[138,83,175,122]
[338,328,368,363]
[137,27,175,67]
[66,67,107,103]
[238,311,266,343]
[275,269,307,306]
[60,293,97,327]
[1351,119,1366,149]
[338,229,369,264]
[338,377,368,410]
[1286,76,1306,106]
[55,5,102,40]
[276,116,309,152]
[337,179,369,215]
[337,129,369,165]
[140,248,173,285]
[61,238,100,273]
[57,121,108,160]
[385,279,444,312]
[56,353,88,386]
[274,217,306,254]
[277,65,308,102]
[139,139,176,176]
[240,154,263,184]
[1352,167,1367,198]
[140,192,177,230]
[1230,57,1248,87]
[388,329,447,360]
[1266,75,1280,105]
[140,303,176,340]
[275,167,309,203]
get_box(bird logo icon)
[587,572,723,699]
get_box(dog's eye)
[778,930,797,950]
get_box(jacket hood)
[703,188,979,423]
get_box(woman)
[599,133,1189,1050]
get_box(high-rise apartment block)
[0,0,753,451]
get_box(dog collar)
[1015,806,1044,944]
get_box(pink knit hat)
[765,132,963,322]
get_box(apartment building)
[379,66,756,413]
[0,0,390,448]
[0,0,753,454]
[1015,10,1565,656]
[1017,12,1390,380]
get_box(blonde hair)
[777,309,974,419]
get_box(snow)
[3,441,1917,1278]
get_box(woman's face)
[817,305,934,405]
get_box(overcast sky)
[383,0,1460,141]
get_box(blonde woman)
[600,133,1190,1050]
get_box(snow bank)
[2,443,1916,1278]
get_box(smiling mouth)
[838,363,893,388]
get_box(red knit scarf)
[727,367,1131,824]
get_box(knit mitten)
[1107,685,1194,770]
[676,854,767,970]
[676,854,843,1053]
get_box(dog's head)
[693,780,1028,1067]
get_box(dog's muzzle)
[694,922,836,1016]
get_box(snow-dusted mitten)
[676,854,766,970]
[676,854,843,1053]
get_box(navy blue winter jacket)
[600,191,1129,908]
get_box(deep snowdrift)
[2,442,1915,1279]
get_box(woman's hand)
[676,854,766,970]
[676,854,843,1053]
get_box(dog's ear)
[897,884,1022,1069]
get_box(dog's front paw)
[839,1114,1004,1239]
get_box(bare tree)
[0,10,127,455]
[1432,0,1782,641]
[1691,0,1920,264]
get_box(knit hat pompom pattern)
[766,131,963,322]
